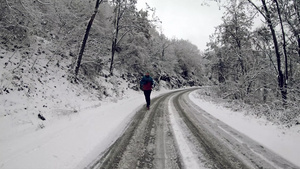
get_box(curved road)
[87,89,298,169]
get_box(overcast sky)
[136,0,224,51]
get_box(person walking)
[140,72,154,110]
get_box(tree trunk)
[109,1,121,75]
[110,39,117,75]
[261,0,287,102]
[274,0,288,101]
[74,0,103,77]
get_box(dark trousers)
[143,90,152,107]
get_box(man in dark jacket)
[140,72,154,110]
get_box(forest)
[0,0,203,88]
[0,0,299,126]
[204,0,300,125]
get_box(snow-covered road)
[173,90,298,169]
[88,89,299,169]
[0,88,299,169]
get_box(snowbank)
[189,90,300,168]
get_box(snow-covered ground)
[190,91,300,168]
[1,88,299,169]
[0,87,169,169]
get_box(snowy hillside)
[0,36,139,139]
[0,39,172,168]
[0,37,152,168]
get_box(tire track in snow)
[88,88,298,169]
[177,90,298,169]
[89,91,182,169]
[168,95,203,169]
